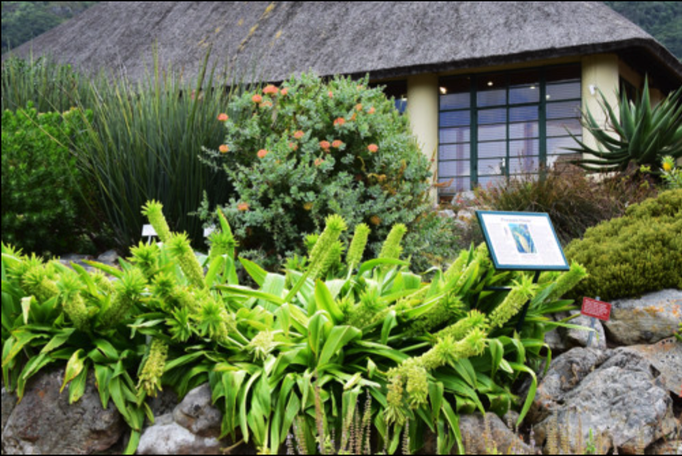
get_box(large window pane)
[477,89,506,107]
[478,108,506,125]
[510,139,539,158]
[509,121,539,139]
[548,137,579,155]
[440,110,470,127]
[439,160,471,177]
[478,124,506,142]
[440,126,471,144]
[510,86,540,104]
[440,92,470,110]
[546,81,580,101]
[478,158,505,175]
[547,118,581,137]
[478,141,507,159]
[547,101,581,119]
[439,143,470,161]
[477,175,506,189]
[509,155,540,174]
[510,105,538,122]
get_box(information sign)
[476,211,569,271]
[581,297,612,321]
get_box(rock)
[565,311,607,350]
[646,439,682,455]
[58,254,96,273]
[1,387,17,433]
[529,347,610,423]
[604,289,682,345]
[1,368,124,455]
[459,412,534,454]
[97,249,120,265]
[620,338,682,396]
[533,348,678,454]
[137,414,223,455]
[544,327,569,352]
[148,388,179,420]
[172,384,222,437]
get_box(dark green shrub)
[565,189,682,300]
[203,73,451,270]
[472,165,657,245]
[1,105,94,255]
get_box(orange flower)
[219,144,229,153]
[356,104,363,111]
[303,202,313,211]
[333,117,346,126]
[257,149,269,158]
[367,144,379,153]
[294,130,305,139]
[263,85,278,95]
[280,87,289,96]
[237,202,249,211]
[260,101,273,108]
[368,107,376,114]
[350,113,357,121]
[217,113,229,122]
[252,94,263,103]
[328,91,334,98]
[370,215,381,226]
[332,140,343,148]
[314,158,324,166]
[320,140,331,150]
[288,142,298,150]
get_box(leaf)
[357,258,409,276]
[307,311,331,358]
[61,349,85,393]
[217,285,284,306]
[429,381,444,424]
[94,364,113,408]
[509,362,537,426]
[93,339,119,361]
[69,363,89,404]
[239,257,267,287]
[124,430,140,455]
[314,280,344,323]
[488,338,504,379]
[452,358,477,389]
[163,351,206,373]
[21,296,32,324]
[204,255,225,288]
[82,260,123,279]
[258,274,287,311]
[380,311,397,345]
[40,328,76,355]
[3,331,47,367]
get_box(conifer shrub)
[565,189,682,300]
[1,105,96,256]
[202,73,458,270]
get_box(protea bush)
[1,202,588,454]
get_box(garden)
[1,54,681,455]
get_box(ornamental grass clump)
[2,202,589,455]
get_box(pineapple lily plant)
[1,202,588,454]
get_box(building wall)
[581,54,620,151]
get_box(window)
[438,65,581,194]
[371,80,408,113]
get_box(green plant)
[202,72,450,271]
[2,201,589,455]
[565,189,682,301]
[568,77,682,172]
[642,155,682,190]
[1,104,97,255]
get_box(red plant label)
[581,297,612,321]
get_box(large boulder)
[1,368,124,455]
[620,338,681,396]
[172,383,221,437]
[565,311,607,350]
[137,414,223,455]
[604,289,682,346]
[458,412,535,454]
[532,348,679,454]
[1,387,17,433]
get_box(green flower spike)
[208,210,237,260]
[56,273,90,332]
[436,310,488,342]
[99,268,147,327]
[443,249,469,283]
[138,338,168,397]
[130,241,161,280]
[23,265,60,303]
[307,214,347,280]
[346,223,370,270]
[166,233,205,289]
[247,331,278,361]
[488,274,539,329]
[379,223,408,261]
[547,262,588,301]
[141,200,172,243]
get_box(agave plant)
[568,77,682,172]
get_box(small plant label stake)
[203,225,216,237]
[476,211,570,331]
[581,296,612,347]
[142,224,158,244]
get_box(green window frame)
[438,64,582,194]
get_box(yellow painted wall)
[406,74,439,203]
[581,54,620,151]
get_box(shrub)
[472,165,657,245]
[565,189,682,301]
[1,105,96,256]
[202,73,446,270]
[2,202,587,454]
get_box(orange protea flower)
[320,140,331,150]
[332,140,343,148]
[288,142,298,150]
[252,94,263,103]
[367,144,379,153]
[294,130,305,139]
[328,91,334,98]
[263,85,278,95]
[280,87,289,96]
[368,107,376,114]
[219,144,229,153]
[314,158,324,166]
[257,149,269,158]
[350,113,357,121]
[333,117,346,126]
[217,113,229,122]
[303,202,313,211]
[237,202,249,211]
[355,104,363,111]
[261,101,273,108]
[370,215,381,226]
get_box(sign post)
[581,296,612,347]
[476,211,570,330]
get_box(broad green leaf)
[307,311,331,358]
[452,358,477,389]
[314,280,344,323]
[69,363,89,404]
[83,260,123,279]
[488,338,504,379]
[429,381,444,424]
[2,331,47,368]
[357,258,409,276]
[217,285,284,306]
[509,362,537,426]
[318,325,361,366]
[380,311,397,345]
[204,255,225,288]
[94,364,113,408]
[61,349,85,393]
[93,339,119,360]
[21,296,32,324]
[124,430,140,455]
[40,328,76,355]
[239,257,267,287]
[20,352,54,381]
[258,274,287,311]
[239,371,262,443]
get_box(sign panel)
[476,211,569,271]
[142,224,157,237]
[581,297,612,321]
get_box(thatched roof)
[6,2,682,90]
